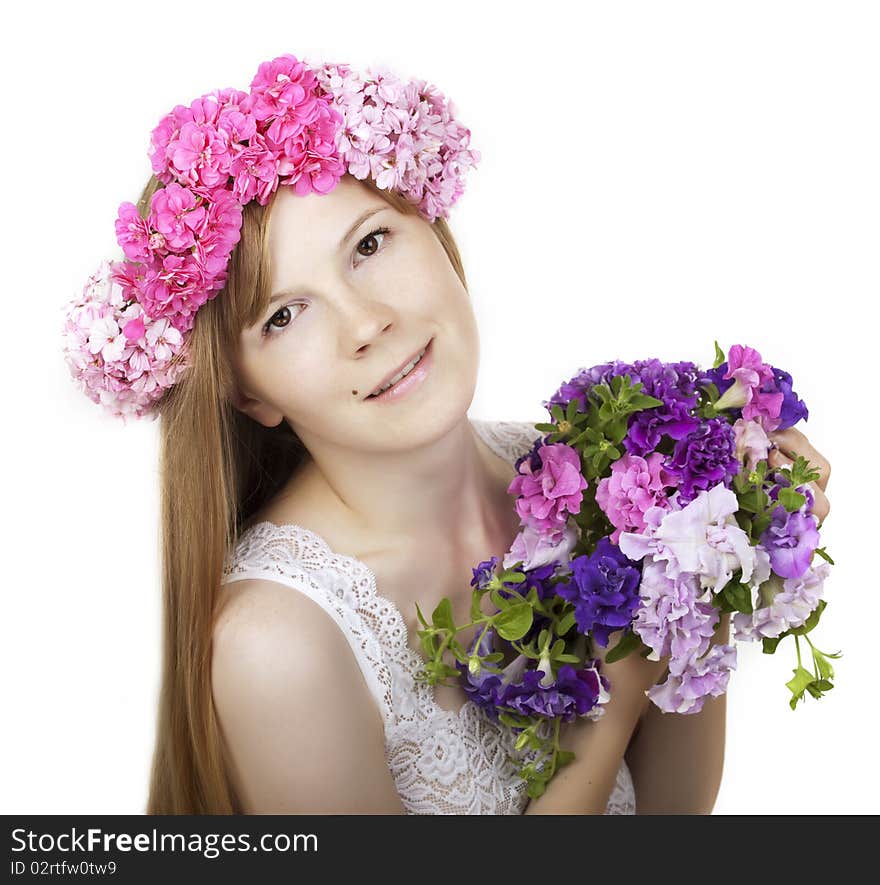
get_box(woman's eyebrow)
[267,205,388,306]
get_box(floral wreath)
[61,54,480,421]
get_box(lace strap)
[221,544,395,727]
[470,417,542,466]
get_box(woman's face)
[231,175,480,454]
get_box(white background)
[3,0,877,813]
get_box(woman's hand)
[592,631,672,724]
[766,427,832,526]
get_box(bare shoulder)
[212,578,406,814]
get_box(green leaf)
[555,653,581,664]
[762,636,782,655]
[418,630,439,660]
[778,486,806,512]
[490,588,510,611]
[813,546,836,566]
[813,649,836,682]
[789,599,827,636]
[499,569,526,584]
[713,340,726,369]
[498,712,532,729]
[431,597,455,632]
[604,629,642,664]
[556,749,576,768]
[786,666,815,710]
[534,422,556,433]
[494,603,534,641]
[514,730,532,751]
[629,393,665,410]
[557,609,577,636]
[415,602,430,629]
[526,779,547,800]
[723,581,754,614]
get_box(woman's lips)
[366,338,433,403]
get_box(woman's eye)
[355,226,390,261]
[261,304,302,337]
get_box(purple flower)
[633,560,721,662]
[470,556,500,590]
[760,501,820,580]
[454,627,506,720]
[769,366,809,430]
[554,537,643,647]
[648,643,738,714]
[664,418,740,505]
[543,361,634,413]
[498,661,609,722]
[733,561,830,641]
[620,360,704,456]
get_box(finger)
[809,484,831,526]
[767,427,831,492]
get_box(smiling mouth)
[365,339,432,399]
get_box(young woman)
[64,54,831,815]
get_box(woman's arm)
[523,629,671,814]
[623,611,730,814]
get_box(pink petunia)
[507,443,588,536]
[595,452,680,544]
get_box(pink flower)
[595,452,680,544]
[715,344,783,431]
[229,131,281,204]
[732,417,771,472]
[508,443,588,535]
[249,54,323,141]
[148,183,206,252]
[62,261,189,421]
[168,118,232,190]
[115,203,154,262]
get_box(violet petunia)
[498,661,609,723]
[664,418,740,505]
[760,503,821,580]
[733,561,830,641]
[633,560,721,663]
[554,538,643,647]
[647,643,738,714]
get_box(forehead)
[267,177,389,277]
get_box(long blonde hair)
[144,173,469,813]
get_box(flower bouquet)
[414,342,839,799]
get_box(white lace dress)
[220,417,637,815]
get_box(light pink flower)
[732,417,771,473]
[619,483,756,595]
[62,261,189,421]
[595,452,680,544]
[503,522,578,572]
